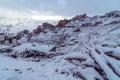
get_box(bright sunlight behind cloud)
[31,15,64,21]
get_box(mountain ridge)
[0,10,120,80]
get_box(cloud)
[0,7,31,18]
[0,0,120,20]
[31,15,64,21]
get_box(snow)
[0,18,58,36]
[0,55,80,80]
[65,52,88,59]
[0,11,120,80]
[0,45,9,49]
[13,43,54,53]
[113,47,120,56]
[103,55,120,77]
[90,47,120,80]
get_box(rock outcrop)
[57,19,69,27]
[70,13,87,22]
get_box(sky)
[0,0,120,20]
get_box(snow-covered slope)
[0,18,57,36]
[0,11,120,80]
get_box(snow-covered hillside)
[0,18,57,36]
[0,11,120,80]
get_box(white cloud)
[0,7,30,19]
[0,0,119,19]
[0,7,64,21]
[31,15,64,21]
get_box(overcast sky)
[0,0,120,20]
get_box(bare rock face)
[0,48,12,53]
[33,29,40,34]
[42,22,54,28]
[105,21,120,26]
[16,29,29,39]
[33,23,55,34]
[33,25,43,34]
[70,13,87,22]
[104,11,120,18]
[93,21,102,26]
[0,33,5,42]
[57,19,69,27]
[37,25,44,31]
[20,49,46,58]
[81,23,93,27]
[42,22,55,31]
[57,14,87,27]
[23,29,29,34]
